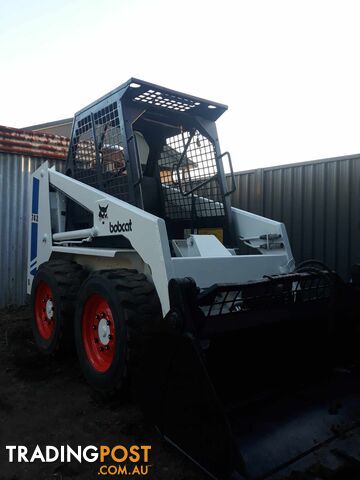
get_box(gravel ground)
[0,307,205,480]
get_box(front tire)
[74,269,161,394]
[31,260,85,355]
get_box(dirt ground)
[0,307,205,480]
[1,308,360,480]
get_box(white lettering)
[18,446,29,462]
[6,446,16,462]
[83,445,98,462]
[46,446,59,462]
[30,445,45,462]
[66,445,82,463]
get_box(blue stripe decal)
[30,223,38,261]
[30,177,40,263]
[32,177,39,215]
[30,268,37,276]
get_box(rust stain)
[0,125,69,160]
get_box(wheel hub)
[45,299,54,319]
[82,294,116,373]
[98,317,110,345]
[34,281,55,340]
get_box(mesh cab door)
[158,129,231,243]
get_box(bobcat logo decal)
[98,204,109,219]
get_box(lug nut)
[106,320,111,326]
[108,334,113,340]
[93,325,97,330]
[100,347,104,352]
[94,338,99,343]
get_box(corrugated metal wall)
[1,150,359,307]
[228,154,360,280]
[0,154,65,307]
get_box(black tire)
[74,268,162,394]
[31,260,86,355]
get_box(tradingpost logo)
[5,444,152,477]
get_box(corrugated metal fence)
[1,131,359,308]
[228,154,360,280]
[0,154,65,307]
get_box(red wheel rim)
[82,294,116,373]
[34,281,55,340]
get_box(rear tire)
[74,269,162,395]
[31,260,86,355]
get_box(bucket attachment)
[137,271,360,479]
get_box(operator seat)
[134,131,163,217]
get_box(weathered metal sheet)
[0,153,65,308]
[0,125,69,159]
[228,154,360,280]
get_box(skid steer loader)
[27,79,360,479]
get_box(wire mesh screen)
[72,102,129,201]
[199,272,334,317]
[73,115,97,187]
[159,130,225,220]
[94,103,128,200]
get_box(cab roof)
[76,77,228,122]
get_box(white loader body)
[28,162,294,315]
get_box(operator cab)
[65,78,236,249]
